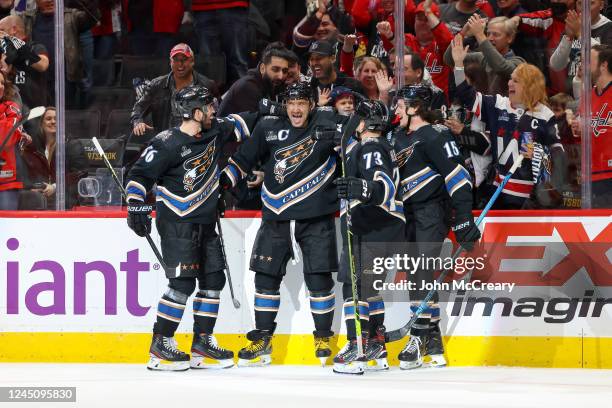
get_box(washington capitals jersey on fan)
[456,81,563,204]
[394,124,473,216]
[226,108,344,220]
[341,136,405,236]
[126,114,252,224]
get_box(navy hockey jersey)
[126,113,252,224]
[225,108,346,221]
[394,124,473,217]
[340,136,405,236]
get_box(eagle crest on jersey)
[273,136,317,183]
[395,142,418,169]
[183,139,216,191]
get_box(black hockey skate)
[398,335,424,370]
[190,333,235,369]
[423,325,447,368]
[314,336,332,367]
[332,338,367,375]
[147,334,190,371]
[237,329,273,367]
[365,326,389,371]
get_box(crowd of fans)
[0,0,610,210]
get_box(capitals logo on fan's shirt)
[183,139,216,191]
[591,102,612,137]
[273,136,317,183]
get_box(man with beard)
[308,39,365,101]
[219,42,293,116]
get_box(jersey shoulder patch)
[315,106,334,112]
[153,130,174,143]
[431,123,450,133]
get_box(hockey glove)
[127,203,152,237]
[2,36,40,68]
[219,170,234,190]
[335,177,377,203]
[313,126,341,145]
[259,98,286,117]
[452,215,481,252]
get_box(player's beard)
[263,74,285,96]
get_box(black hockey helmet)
[356,99,390,132]
[396,84,433,111]
[283,81,314,103]
[174,85,215,120]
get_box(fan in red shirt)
[377,0,453,95]
[0,71,23,210]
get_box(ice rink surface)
[1,364,611,408]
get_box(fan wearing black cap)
[220,82,349,368]
[392,84,479,371]
[307,39,366,102]
[333,100,405,375]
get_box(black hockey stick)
[216,214,241,309]
[385,155,524,343]
[0,106,46,166]
[339,112,366,356]
[91,137,169,273]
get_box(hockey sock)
[153,289,188,337]
[409,301,432,337]
[309,290,335,338]
[254,289,280,332]
[367,295,384,336]
[343,298,369,340]
[193,290,220,334]
[430,303,440,331]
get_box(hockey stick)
[340,113,366,357]
[91,137,169,273]
[216,214,241,308]
[385,155,524,343]
[0,106,46,166]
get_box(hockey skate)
[190,333,235,369]
[332,338,367,375]
[314,336,331,366]
[147,334,190,371]
[365,326,389,371]
[237,329,273,367]
[398,335,424,370]
[423,326,447,368]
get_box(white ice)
[1,364,611,408]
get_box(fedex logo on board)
[2,238,153,316]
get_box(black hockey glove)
[313,126,341,145]
[219,170,234,190]
[335,176,376,203]
[259,98,286,117]
[2,36,41,68]
[127,203,152,237]
[452,215,481,252]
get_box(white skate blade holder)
[366,358,389,371]
[190,355,235,369]
[399,359,423,370]
[333,361,365,375]
[422,354,447,368]
[147,356,190,372]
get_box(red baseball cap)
[170,43,194,59]
[415,2,441,18]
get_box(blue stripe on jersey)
[445,165,472,196]
[158,302,184,319]
[261,156,336,215]
[156,171,219,216]
[400,169,438,197]
[430,306,440,319]
[228,114,250,141]
[126,181,146,200]
[227,163,240,180]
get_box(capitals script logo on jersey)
[591,103,612,137]
[273,136,317,183]
[395,142,418,169]
[183,139,216,192]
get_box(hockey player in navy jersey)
[125,85,254,371]
[220,82,347,367]
[333,100,405,375]
[451,34,565,209]
[393,84,480,370]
